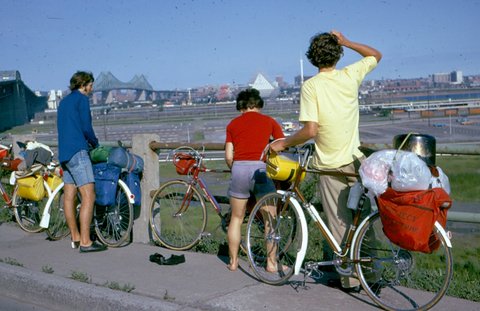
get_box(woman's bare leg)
[227,197,247,271]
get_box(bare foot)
[266,264,289,273]
[227,258,238,271]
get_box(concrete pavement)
[1,221,479,311]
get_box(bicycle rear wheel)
[12,182,48,233]
[45,185,71,241]
[150,180,207,251]
[246,192,300,285]
[94,180,133,247]
[354,212,453,311]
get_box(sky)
[2,0,479,91]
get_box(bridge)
[92,71,187,105]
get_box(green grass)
[436,155,480,202]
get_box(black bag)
[93,163,121,206]
[123,171,141,207]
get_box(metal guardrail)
[21,141,480,155]
[448,211,480,224]
[3,137,479,225]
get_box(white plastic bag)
[359,149,396,196]
[431,166,451,194]
[360,149,433,195]
[390,151,431,192]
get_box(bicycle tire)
[150,180,207,251]
[94,180,133,247]
[353,212,453,311]
[246,192,300,285]
[45,184,71,241]
[12,181,49,233]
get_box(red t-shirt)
[225,111,284,161]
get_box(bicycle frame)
[269,144,374,276]
[0,181,13,205]
[181,154,230,215]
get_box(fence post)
[131,133,160,244]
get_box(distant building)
[0,70,21,82]
[249,73,276,98]
[0,70,47,131]
[451,70,463,84]
[432,70,464,85]
[432,73,450,84]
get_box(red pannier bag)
[173,153,196,175]
[1,158,22,171]
[377,187,452,253]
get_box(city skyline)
[2,0,479,91]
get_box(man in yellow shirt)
[271,30,381,291]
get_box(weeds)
[70,270,90,283]
[3,257,23,267]
[103,281,135,293]
[42,265,54,274]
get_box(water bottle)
[347,181,364,210]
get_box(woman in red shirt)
[225,88,284,271]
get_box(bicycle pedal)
[201,232,211,238]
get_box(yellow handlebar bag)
[16,174,45,201]
[266,153,305,182]
[46,175,62,196]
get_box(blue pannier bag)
[93,162,121,206]
[108,147,144,174]
[122,171,141,207]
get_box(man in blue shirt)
[57,71,107,253]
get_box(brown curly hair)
[306,32,343,69]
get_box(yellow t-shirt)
[299,56,378,169]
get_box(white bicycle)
[40,170,135,247]
[245,143,453,311]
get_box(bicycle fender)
[434,221,452,248]
[277,190,308,276]
[118,179,135,204]
[40,182,65,228]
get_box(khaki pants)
[317,157,369,288]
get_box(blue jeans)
[62,150,95,187]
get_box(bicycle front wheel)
[354,212,453,311]
[45,185,72,241]
[12,182,49,233]
[150,180,207,251]
[246,192,300,285]
[94,180,133,247]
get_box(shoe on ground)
[149,253,165,264]
[79,241,107,253]
[163,254,185,265]
[149,253,185,265]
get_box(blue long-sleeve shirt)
[57,90,98,163]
